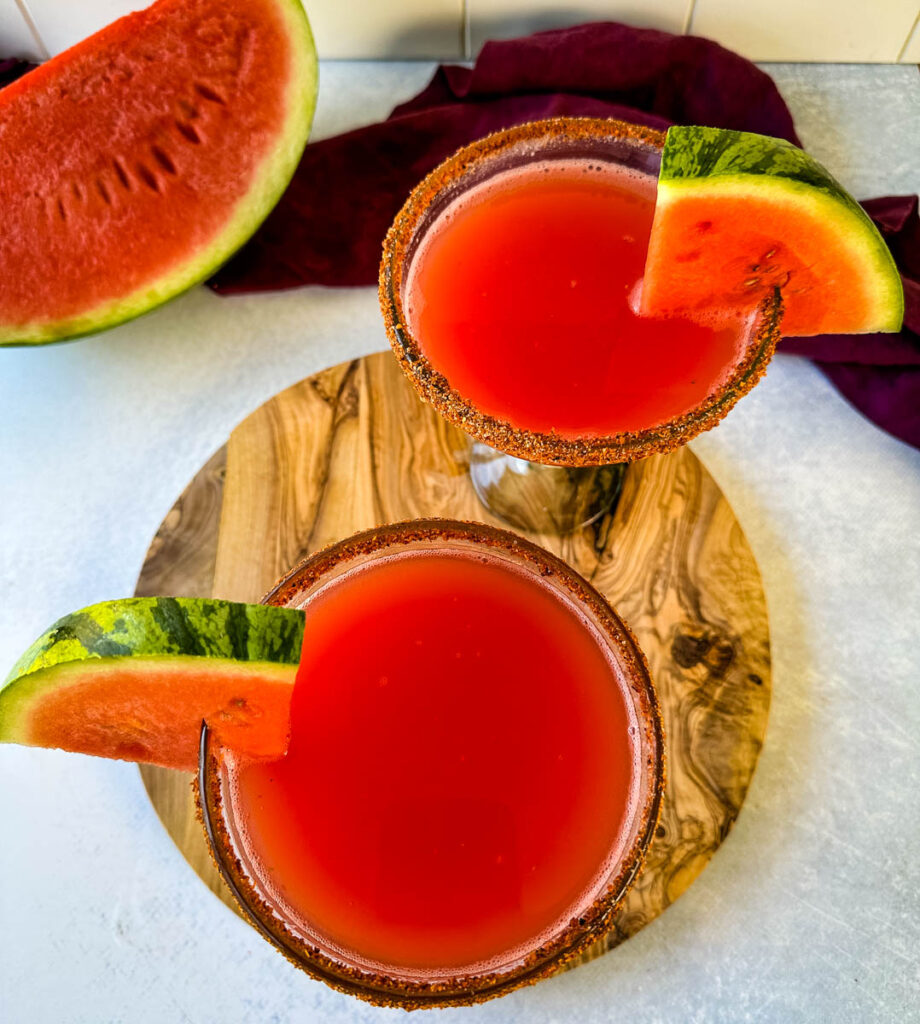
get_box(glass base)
[469,442,626,535]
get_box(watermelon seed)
[194,82,227,106]
[744,277,759,288]
[151,146,177,175]
[56,199,67,222]
[136,163,161,193]
[175,120,202,145]
[112,159,132,190]
[71,182,84,202]
[95,179,112,205]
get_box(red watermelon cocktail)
[2,520,663,1007]
[199,520,664,1008]
[380,119,781,472]
[380,117,901,531]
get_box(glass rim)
[197,518,666,1009]
[379,116,782,467]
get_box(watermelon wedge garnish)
[642,126,904,338]
[0,0,317,346]
[0,598,305,771]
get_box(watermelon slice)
[0,598,305,771]
[0,0,316,346]
[642,126,904,337]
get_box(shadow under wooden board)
[136,351,770,972]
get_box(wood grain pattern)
[137,351,771,971]
[134,447,226,600]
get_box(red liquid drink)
[405,159,748,438]
[226,549,636,969]
[201,522,664,1006]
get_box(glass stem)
[468,441,626,535]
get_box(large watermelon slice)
[642,126,904,337]
[0,0,316,346]
[0,598,305,771]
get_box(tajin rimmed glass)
[380,117,782,468]
[379,118,782,532]
[198,519,665,1009]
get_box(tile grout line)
[682,0,698,36]
[896,7,920,62]
[12,0,49,60]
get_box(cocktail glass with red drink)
[198,519,664,1008]
[380,118,781,532]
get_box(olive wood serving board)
[136,351,771,972]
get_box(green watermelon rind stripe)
[0,0,317,347]
[5,597,306,678]
[0,655,299,746]
[0,597,305,741]
[660,127,864,208]
[656,157,904,333]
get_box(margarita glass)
[199,519,664,1008]
[380,118,782,532]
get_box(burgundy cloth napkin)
[0,58,34,88]
[209,23,801,292]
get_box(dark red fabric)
[0,59,35,89]
[209,23,800,292]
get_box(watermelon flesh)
[0,0,316,345]
[18,660,296,772]
[0,598,305,772]
[642,127,904,338]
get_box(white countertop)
[1,61,919,1024]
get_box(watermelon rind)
[647,126,904,335]
[0,597,305,755]
[0,0,317,347]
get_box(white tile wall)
[2,0,919,62]
[15,0,465,59]
[22,0,143,56]
[900,11,920,62]
[0,0,45,60]
[468,0,692,54]
[690,0,920,63]
[307,0,463,59]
